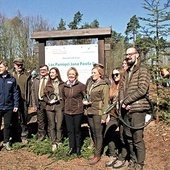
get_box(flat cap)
[13,57,24,64]
[93,63,104,69]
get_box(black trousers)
[64,113,83,149]
[0,110,13,143]
[123,112,146,165]
[104,116,119,157]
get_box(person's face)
[68,69,76,82]
[122,60,128,70]
[50,69,58,80]
[125,48,138,66]
[39,66,48,76]
[112,70,120,82]
[91,68,100,81]
[14,63,23,72]
[0,64,8,75]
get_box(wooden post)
[38,40,46,66]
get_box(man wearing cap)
[119,47,151,170]
[10,57,29,142]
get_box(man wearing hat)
[10,57,29,143]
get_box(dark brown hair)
[0,60,8,67]
[109,67,124,99]
[49,67,63,83]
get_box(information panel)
[45,44,98,84]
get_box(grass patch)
[11,134,95,161]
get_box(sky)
[0,0,168,35]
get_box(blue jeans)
[0,110,13,143]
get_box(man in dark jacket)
[31,65,49,141]
[0,60,19,150]
[119,47,150,170]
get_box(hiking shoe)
[88,154,95,161]
[127,160,135,170]
[89,156,101,165]
[105,156,117,167]
[22,138,28,144]
[52,144,57,152]
[113,160,126,168]
[3,142,12,151]
[135,163,143,170]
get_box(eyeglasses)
[40,68,47,71]
[125,52,137,57]
[112,73,119,77]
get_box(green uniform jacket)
[9,68,29,100]
[86,79,109,118]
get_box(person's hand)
[33,107,37,111]
[105,115,110,125]
[13,107,18,112]
[125,105,131,110]
[50,99,57,104]
[101,119,106,124]
[83,100,88,105]
[83,100,92,105]
[122,103,126,108]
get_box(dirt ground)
[0,121,170,170]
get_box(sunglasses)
[16,64,23,67]
[112,73,119,77]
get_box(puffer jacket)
[85,79,109,117]
[0,73,19,110]
[119,62,151,113]
[62,80,86,115]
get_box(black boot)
[76,148,81,157]
[66,148,75,156]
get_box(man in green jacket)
[119,47,150,170]
[10,57,29,143]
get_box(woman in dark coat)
[62,67,86,156]
[43,67,64,152]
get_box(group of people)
[0,47,151,170]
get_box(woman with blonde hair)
[62,67,86,156]
[83,65,109,165]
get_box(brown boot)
[88,154,95,161]
[89,156,101,165]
